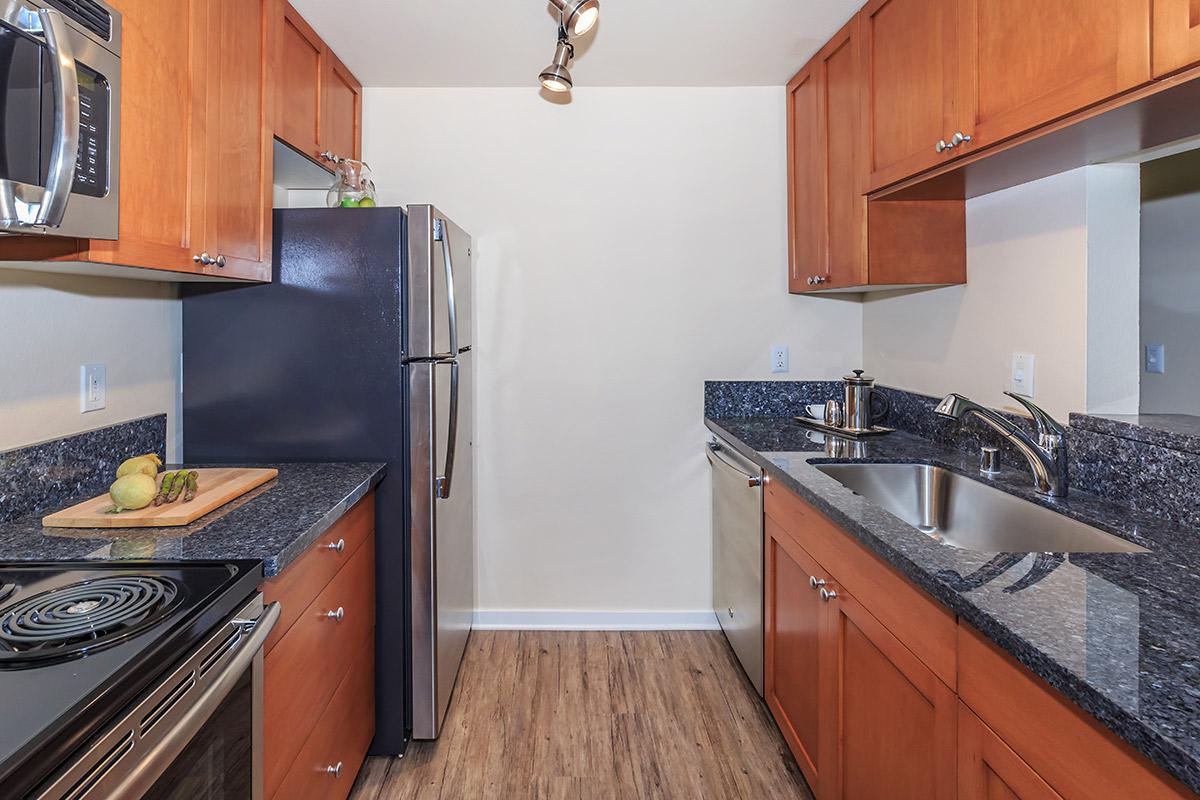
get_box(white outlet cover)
[81,363,106,413]
[1010,353,1035,398]
[771,346,789,374]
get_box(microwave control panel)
[72,64,109,199]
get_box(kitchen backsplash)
[705,381,1200,529]
[0,415,166,524]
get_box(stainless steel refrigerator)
[181,205,475,752]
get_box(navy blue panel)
[182,206,412,753]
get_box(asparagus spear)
[153,472,177,506]
[165,470,186,503]
[182,471,199,502]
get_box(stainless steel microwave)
[0,0,120,240]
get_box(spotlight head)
[539,39,574,92]
[551,0,599,37]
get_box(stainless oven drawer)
[707,437,764,696]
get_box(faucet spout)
[934,393,1069,497]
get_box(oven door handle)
[34,7,80,228]
[102,602,280,800]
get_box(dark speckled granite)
[706,414,1200,793]
[1073,412,1200,456]
[0,416,165,524]
[0,462,385,576]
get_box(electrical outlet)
[80,364,106,413]
[1010,353,1035,398]
[771,346,789,374]
[1146,343,1165,374]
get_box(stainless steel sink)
[814,463,1149,553]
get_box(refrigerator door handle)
[436,359,460,499]
[434,218,460,359]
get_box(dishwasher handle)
[706,442,764,488]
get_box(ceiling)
[288,1,862,88]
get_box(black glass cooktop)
[0,560,263,799]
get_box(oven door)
[0,2,119,239]
[34,597,280,800]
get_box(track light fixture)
[550,0,600,37]
[538,0,598,92]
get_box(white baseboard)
[472,609,721,631]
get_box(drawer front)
[263,491,374,654]
[264,535,375,798]
[271,632,375,800]
[765,481,957,688]
[958,624,1195,799]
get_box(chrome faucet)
[934,392,1069,497]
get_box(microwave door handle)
[434,218,459,359]
[436,359,459,499]
[35,7,79,227]
[98,602,281,800]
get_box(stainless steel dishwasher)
[706,436,765,696]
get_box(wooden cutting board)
[42,467,279,529]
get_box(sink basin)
[814,463,1149,553]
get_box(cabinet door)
[825,583,957,800]
[85,0,207,274]
[765,517,832,795]
[1153,0,1200,77]
[863,0,964,190]
[786,61,825,293]
[959,703,1063,800]
[205,0,272,281]
[820,16,868,290]
[275,1,324,161]
[959,0,1150,148]
[321,50,362,162]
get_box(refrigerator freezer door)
[407,205,473,360]
[409,351,475,740]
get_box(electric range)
[0,560,267,799]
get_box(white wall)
[364,87,861,623]
[1140,150,1200,414]
[0,271,181,459]
[863,166,1139,420]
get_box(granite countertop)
[707,415,1200,794]
[0,462,386,577]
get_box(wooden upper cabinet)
[821,18,868,290]
[322,50,363,163]
[959,702,1065,800]
[862,0,964,190]
[1153,0,1200,77]
[273,1,363,165]
[276,2,324,160]
[204,0,272,281]
[787,62,824,293]
[958,0,1151,150]
[765,517,831,795]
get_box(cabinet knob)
[320,151,339,163]
[325,538,346,553]
[214,255,226,268]
[809,576,826,591]
[806,276,815,285]
[325,606,345,622]
[193,252,216,266]
[951,131,972,146]
[820,587,838,602]
[325,762,344,779]
[936,139,950,153]
[813,276,827,285]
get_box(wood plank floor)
[349,630,812,800]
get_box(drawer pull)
[325,761,344,779]
[325,538,346,553]
[325,607,345,622]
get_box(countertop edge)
[705,417,1200,794]
[260,465,386,578]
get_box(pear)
[109,473,158,512]
[116,454,162,479]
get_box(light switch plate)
[1146,343,1165,374]
[771,346,789,374]
[1010,353,1035,398]
[81,364,106,413]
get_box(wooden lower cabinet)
[959,702,1063,800]
[764,485,1198,800]
[262,492,376,800]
